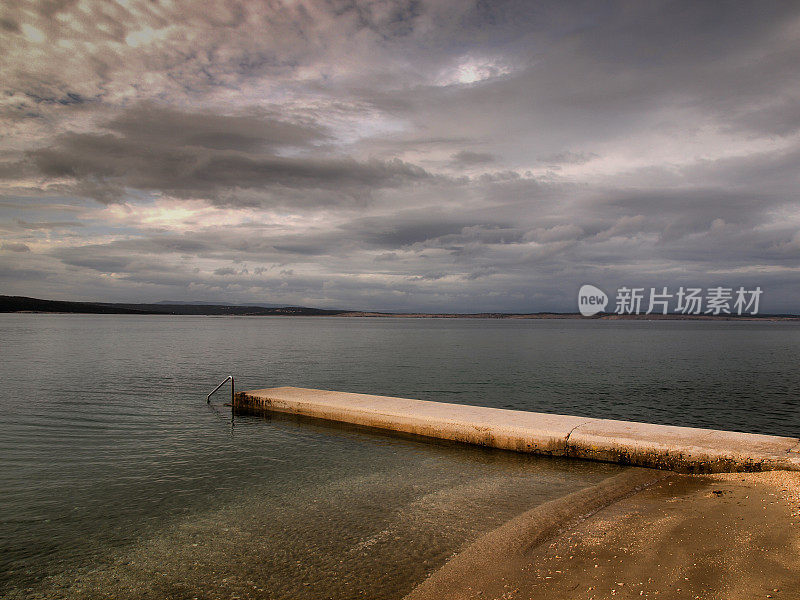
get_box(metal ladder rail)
[207,375,234,406]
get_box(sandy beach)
[406,469,800,600]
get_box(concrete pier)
[236,387,800,473]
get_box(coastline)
[337,312,800,321]
[3,295,799,320]
[406,469,800,600]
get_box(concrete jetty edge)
[236,387,800,473]
[402,468,669,600]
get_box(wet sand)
[406,470,800,600]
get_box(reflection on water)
[6,412,621,600]
[2,314,798,598]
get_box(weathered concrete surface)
[236,387,800,473]
[566,418,800,472]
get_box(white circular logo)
[578,284,608,316]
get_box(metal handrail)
[207,375,234,405]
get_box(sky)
[1,0,799,312]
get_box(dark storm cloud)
[59,253,135,273]
[0,18,19,33]
[27,104,433,205]
[451,150,495,165]
[16,219,84,229]
[0,160,33,179]
[1,241,30,252]
[105,104,329,152]
[53,237,214,265]
[344,214,528,250]
[348,217,493,248]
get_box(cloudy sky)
[1,0,799,312]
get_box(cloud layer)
[2,0,799,311]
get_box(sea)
[2,314,798,599]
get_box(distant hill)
[0,295,346,316]
[156,300,286,308]
[2,295,797,319]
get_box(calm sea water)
[1,314,799,599]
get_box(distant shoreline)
[336,311,800,321]
[3,295,799,320]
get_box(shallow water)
[1,314,798,598]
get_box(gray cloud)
[0,18,19,33]
[16,219,84,229]
[1,241,30,252]
[105,103,329,152]
[538,151,597,165]
[1,0,799,312]
[27,104,432,205]
[451,150,495,165]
